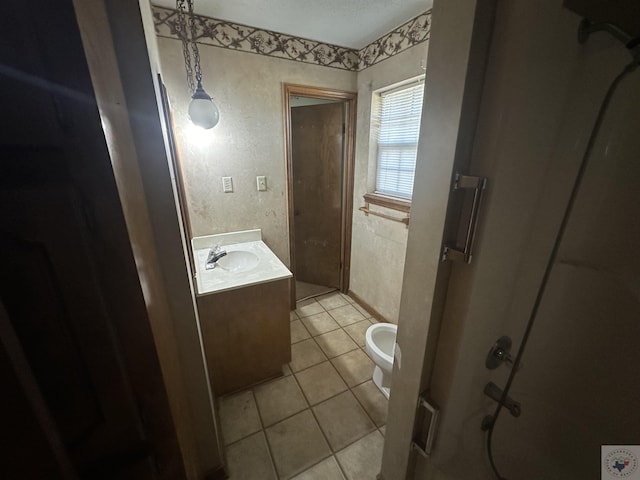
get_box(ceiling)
[152,0,433,49]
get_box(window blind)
[374,81,424,199]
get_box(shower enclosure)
[384,0,640,479]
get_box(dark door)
[0,151,152,478]
[291,103,344,289]
[0,0,183,477]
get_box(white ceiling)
[153,0,433,49]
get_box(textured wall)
[408,0,640,478]
[349,44,429,323]
[156,33,430,320]
[156,37,356,264]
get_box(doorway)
[283,84,357,304]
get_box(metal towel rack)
[359,205,410,226]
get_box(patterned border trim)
[152,6,430,72]
[358,12,431,70]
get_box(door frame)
[283,83,357,306]
[379,0,497,478]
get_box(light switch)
[222,176,233,193]
[256,175,267,191]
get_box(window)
[371,79,424,203]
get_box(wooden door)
[0,150,152,479]
[291,103,344,289]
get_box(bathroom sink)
[216,250,259,273]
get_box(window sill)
[363,192,411,213]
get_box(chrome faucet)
[205,244,227,270]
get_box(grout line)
[295,286,338,303]
[324,306,367,326]
[287,368,337,479]
[292,330,384,434]
[223,391,280,479]
[219,292,385,478]
[290,455,345,480]
[251,387,293,480]
[289,336,329,374]
[290,318,312,345]
[333,453,349,480]
[309,318,386,432]
[350,381,385,429]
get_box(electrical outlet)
[222,176,233,193]
[256,176,267,191]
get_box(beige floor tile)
[290,338,327,372]
[341,293,355,304]
[219,390,262,445]
[225,431,276,480]
[330,349,374,388]
[265,410,331,479]
[352,380,388,427]
[335,430,384,480]
[282,363,293,376]
[313,391,376,451]
[290,319,311,343]
[316,291,349,311]
[254,376,308,426]
[290,310,299,321]
[328,304,366,327]
[291,456,346,480]
[379,425,386,436]
[352,303,370,318]
[295,298,324,318]
[296,281,334,301]
[301,311,341,336]
[295,361,347,405]
[315,329,359,358]
[343,319,373,347]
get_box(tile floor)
[295,280,335,301]
[217,292,388,479]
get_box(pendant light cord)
[176,0,195,93]
[176,0,204,92]
[485,59,638,480]
[186,0,204,88]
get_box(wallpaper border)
[152,6,431,72]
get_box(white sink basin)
[216,250,259,273]
[192,231,292,295]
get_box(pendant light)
[176,0,219,129]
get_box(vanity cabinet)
[197,278,291,395]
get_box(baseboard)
[347,290,390,324]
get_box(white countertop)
[192,230,292,295]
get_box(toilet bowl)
[365,322,398,399]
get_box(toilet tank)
[563,0,640,38]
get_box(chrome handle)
[442,173,487,264]
[486,335,513,370]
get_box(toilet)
[365,323,398,399]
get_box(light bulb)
[188,84,219,129]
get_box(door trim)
[283,83,357,307]
[379,0,497,478]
